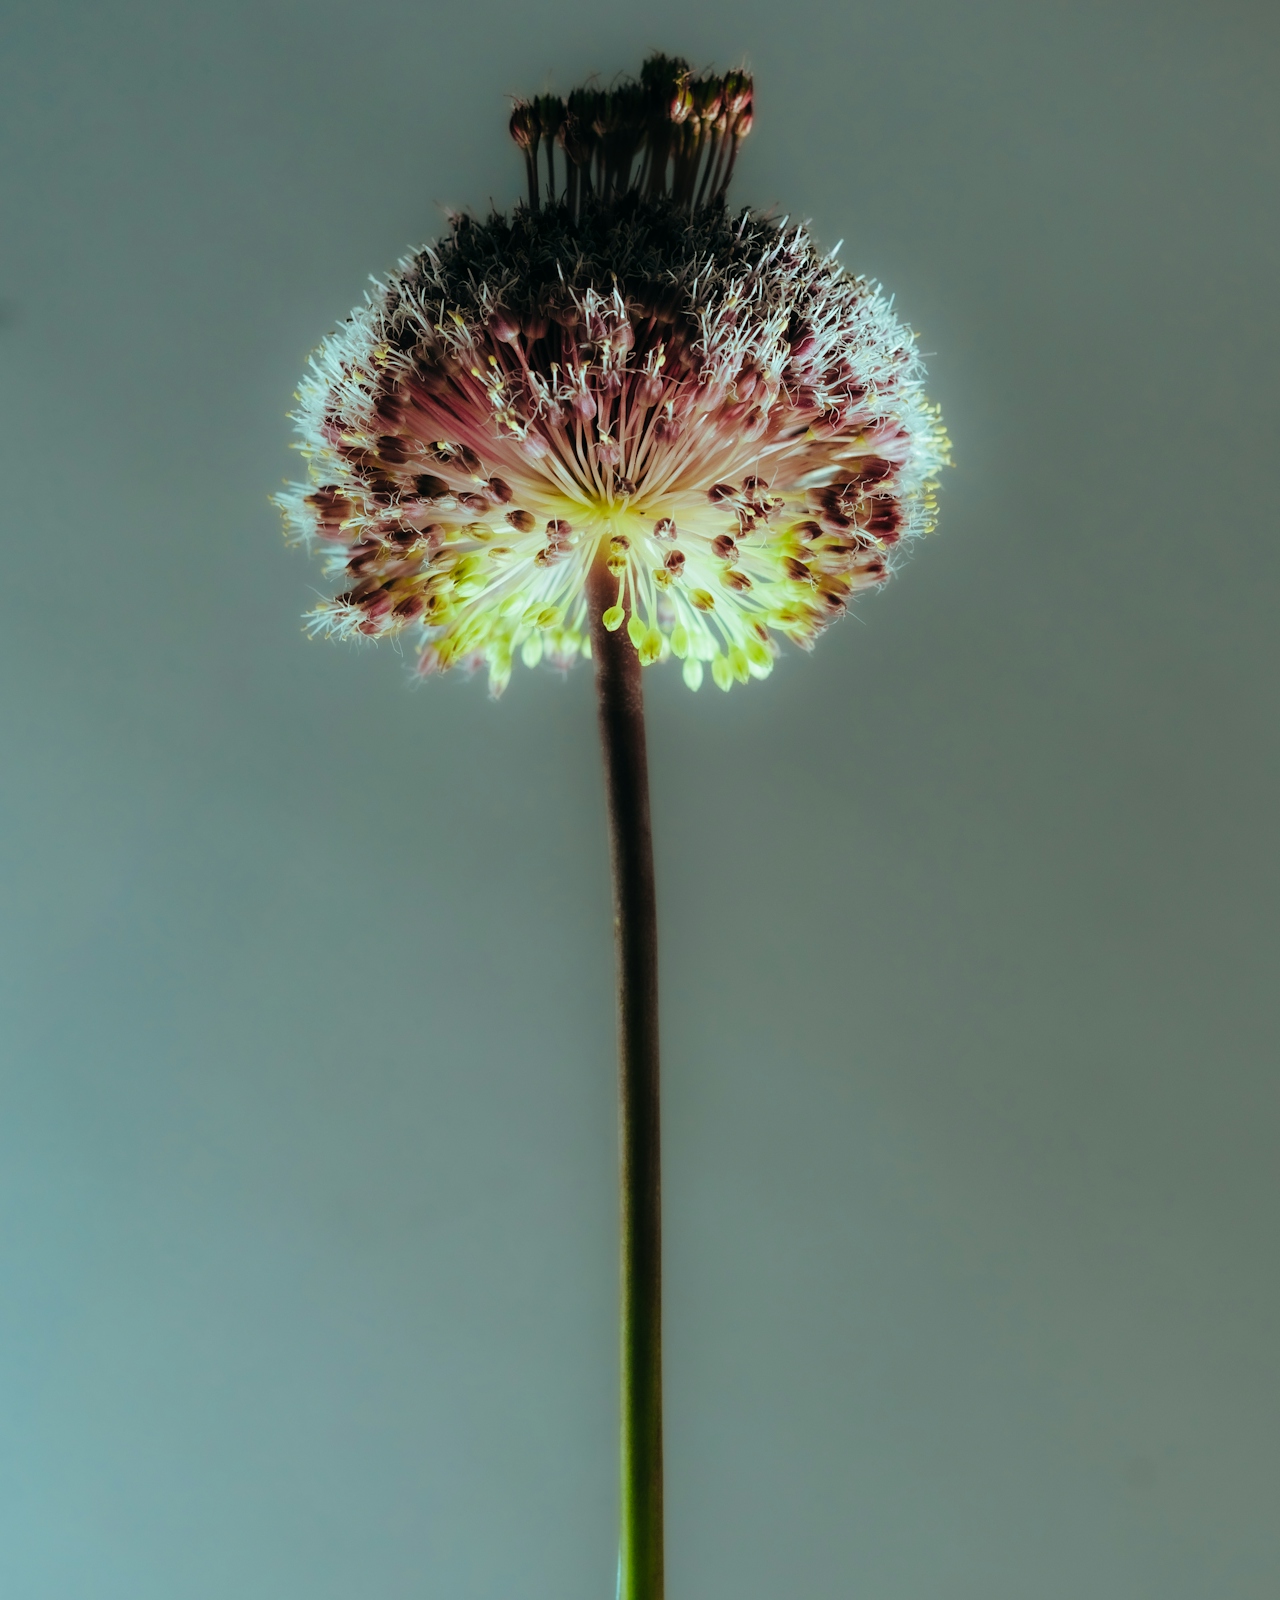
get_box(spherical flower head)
[276,57,949,696]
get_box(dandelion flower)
[276,55,947,697]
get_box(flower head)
[277,55,949,694]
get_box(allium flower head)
[277,55,949,695]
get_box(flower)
[276,55,949,695]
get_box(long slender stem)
[587,556,664,1600]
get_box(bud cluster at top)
[509,54,754,219]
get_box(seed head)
[276,55,949,695]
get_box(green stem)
[587,556,664,1600]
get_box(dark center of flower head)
[277,54,949,694]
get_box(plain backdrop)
[1,1,1277,1596]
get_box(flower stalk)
[588,554,664,1600]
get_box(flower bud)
[509,102,537,150]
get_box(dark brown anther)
[723,569,752,591]
[430,441,482,474]
[809,491,852,530]
[794,521,822,541]
[850,457,893,486]
[457,491,490,512]
[305,485,348,513]
[707,482,736,503]
[345,542,381,574]
[663,549,685,573]
[784,556,813,582]
[376,433,411,465]
[305,485,353,535]
[616,477,637,497]
[387,525,420,548]
[414,473,450,500]
[506,508,537,532]
[392,596,424,620]
[546,518,572,542]
[711,533,738,560]
[653,517,677,539]
[486,476,514,503]
[863,497,903,541]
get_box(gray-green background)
[2,1,1276,1595]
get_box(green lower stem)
[588,556,664,1600]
